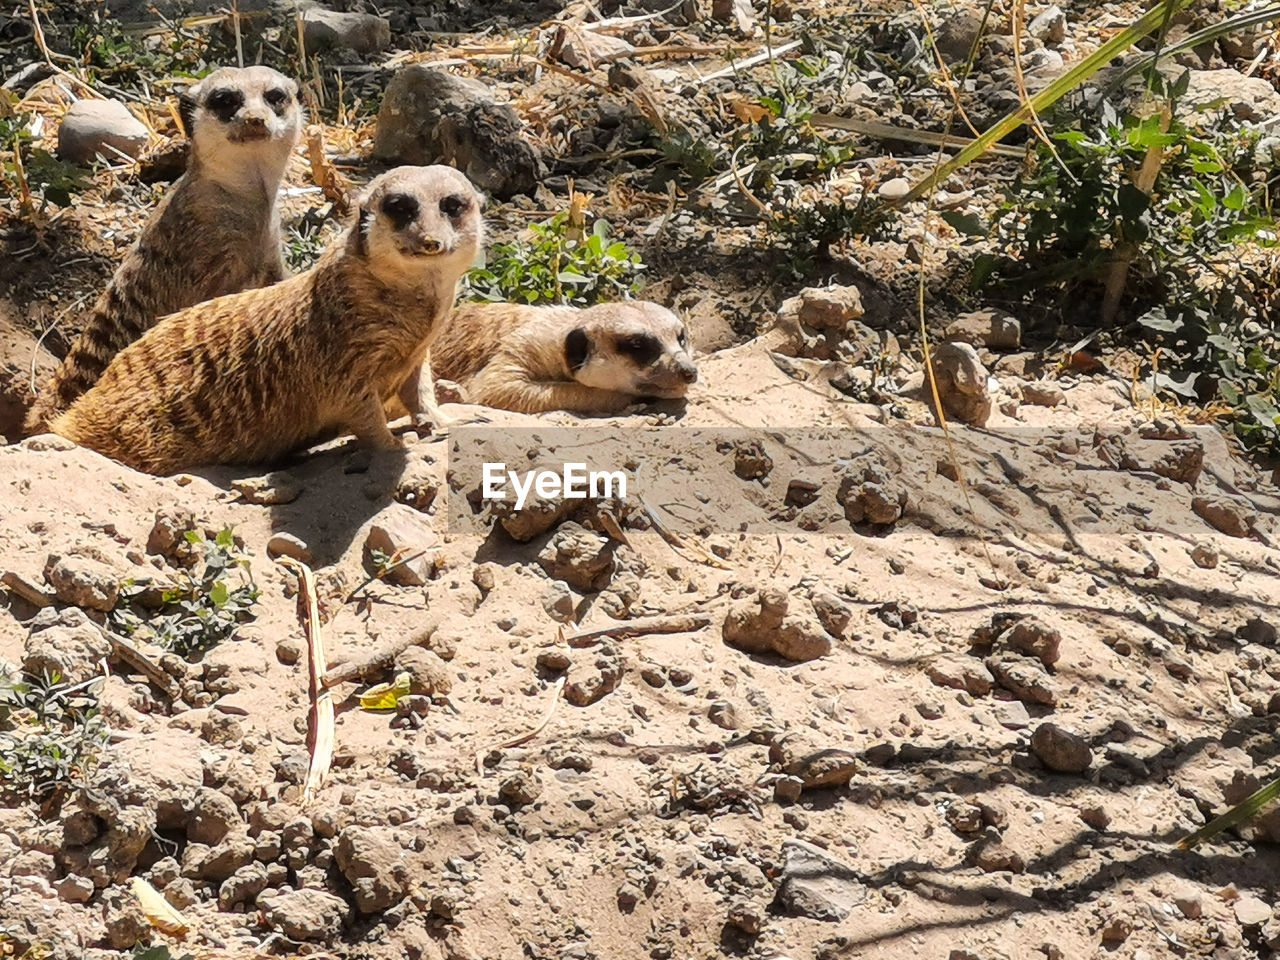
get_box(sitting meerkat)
[51,165,484,475]
[25,65,303,432]
[426,300,698,414]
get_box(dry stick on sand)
[475,674,566,773]
[566,614,712,648]
[321,617,441,689]
[276,556,334,805]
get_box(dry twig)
[321,619,441,689]
[566,614,712,648]
[276,556,334,805]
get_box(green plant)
[109,528,259,660]
[0,668,107,801]
[1,104,90,216]
[965,80,1280,451]
[464,214,644,306]
[285,220,329,272]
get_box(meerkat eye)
[678,329,689,347]
[616,333,662,365]
[206,89,244,115]
[439,194,470,219]
[263,88,288,107]
[381,193,420,228]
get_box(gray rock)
[23,606,112,684]
[945,310,1021,350]
[1020,379,1065,407]
[878,177,911,201]
[262,888,350,941]
[934,9,986,62]
[185,787,240,846]
[723,587,831,662]
[1192,495,1256,539]
[542,579,577,623]
[373,65,542,200]
[396,645,452,696]
[774,839,866,921]
[58,100,148,165]
[364,504,438,586]
[926,654,994,696]
[986,654,1057,706]
[1028,5,1067,44]
[300,7,390,53]
[564,644,624,706]
[44,554,119,611]
[537,522,614,592]
[334,826,409,914]
[266,532,312,564]
[928,341,993,426]
[1178,69,1280,123]
[218,861,270,909]
[1030,722,1093,773]
[53,873,95,903]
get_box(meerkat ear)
[353,206,373,257]
[177,86,199,138]
[564,327,591,371]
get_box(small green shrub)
[464,214,643,306]
[0,669,107,801]
[109,528,259,660]
[964,79,1280,451]
[1,102,91,215]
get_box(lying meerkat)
[425,300,698,415]
[25,65,303,432]
[51,165,484,475]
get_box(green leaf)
[903,0,1198,202]
[1219,381,1241,405]
[209,582,228,607]
[1181,776,1280,849]
[1138,307,1181,332]
[1245,394,1280,424]
[184,531,202,544]
[1222,183,1249,211]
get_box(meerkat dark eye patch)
[439,194,470,219]
[263,88,289,110]
[616,333,662,365]
[381,193,420,230]
[205,88,244,122]
[565,327,591,371]
[678,328,689,347]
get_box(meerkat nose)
[679,362,698,384]
[419,238,443,254]
[243,113,267,127]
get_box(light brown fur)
[51,166,484,475]
[25,66,303,433]
[425,300,697,414]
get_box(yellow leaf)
[359,671,412,711]
[130,877,189,935]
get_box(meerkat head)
[564,302,699,400]
[180,66,302,184]
[353,165,485,288]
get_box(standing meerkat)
[425,300,698,414]
[24,65,303,432]
[51,165,484,475]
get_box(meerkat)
[50,165,484,475]
[24,65,303,433]
[424,300,698,415]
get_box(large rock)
[372,66,542,200]
[537,521,615,592]
[334,826,409,914]
[928,341,993,426]
[363,504,439,587]
[23,607,111,684]
[58,99,149,165]
[773,839,867,921]
[1030,722,1093,773]
[43,554,119,611]
[300,7,390,53]
[1178,69,1280,122]
[262,888,350,941]
[722,587,831,662]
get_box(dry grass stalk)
[276,556,334,805]
[475,674,566,772]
